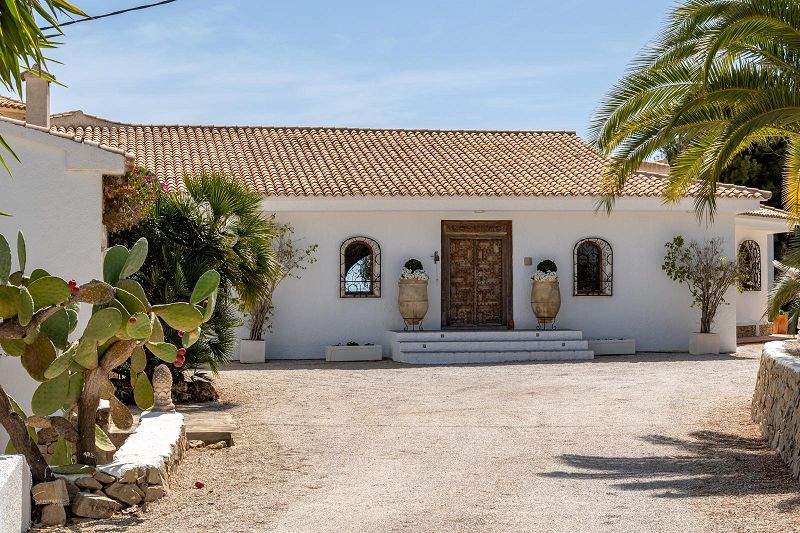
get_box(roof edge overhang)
[261,194,763,214]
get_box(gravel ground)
[57,344,800,533]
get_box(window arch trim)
[738,239,761,292]
[340,236,381,298]
[573,237,613,296]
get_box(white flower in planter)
[531,270,558,282]
[399,267,430,281]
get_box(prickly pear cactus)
[0,232,219,467]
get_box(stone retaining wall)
[752,341,800,478]
[33,411,187,526]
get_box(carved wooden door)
[442,221,512,328]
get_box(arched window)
[340,236,381,298]
[573,238,612,296]
[738,240,761,291]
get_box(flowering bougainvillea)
[103,167,168,233]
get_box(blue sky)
[42,0,675,136]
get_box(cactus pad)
[119,237,148,280]
[28,276,70,309]
[109,396,133,430]
[16,286,33,326]
[190,269,221,305]
[16,231,25,274]
[115,288,146,315]
[74,340,98,369]
[0,285,18,318]
[0,338,25,356]
[133,373,154,410]
[126,312,152,339]
[50,437,73,466]
[94,425,116,452]
[44,345,75,379]
[31,372,70,416]
[21,334,56,381]
[149,313,164,343]
[151,302,203,331]
[182,327,201,348]
[83,307,123,343]
[29,268,50,282]
[116,278,150,309]
[145,341,177,363]
[130,345,147,373]
[65,373,84,407]
[103,245,129,284]
[0,233,10,284]
[40,308,71,350]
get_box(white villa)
[0,71,792,366]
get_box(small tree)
[247,221,317,341]
[0,232,219,482]
[662,236,742,334]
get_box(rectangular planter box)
[239,340,266,364]
[587,338,636,356]
[325,345,383,362]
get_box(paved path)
[66,345,800,532]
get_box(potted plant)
[662,236,742,355]
[398,259,429,330]
[531,260,561,329]
[242,220,317,363]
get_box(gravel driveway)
[63,345,800,533]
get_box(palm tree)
[112,173,279,373]
[590,0,800,222]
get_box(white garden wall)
[258,197,749,359]
[0,121,125,450]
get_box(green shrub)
[536,260,557,273]
[404,259,424,271]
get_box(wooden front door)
[442,221,512,328]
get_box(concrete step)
[397,339,589,352]
[395,350,594,364]
[389,329,583,342]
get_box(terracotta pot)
[531,280,561,324]
[775,314,789,335]
[398,279,429,326]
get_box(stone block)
[75,476,103,491]
[32,479,69,505]
[144,485,166,502]
[92,471,116,484]
[105,482,143,506]
[72,492,121,519]
[40,503,66,527]
[118,469,139,484]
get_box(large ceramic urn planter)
[689,332,720,355]
[399,279,429,329]
[531,280,561,328]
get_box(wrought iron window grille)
[738,239,761,292]
[573,237,613,296]
[340,236,381,298]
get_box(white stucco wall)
[0,122,125,451]
[735,216,793,326]
[0,455,31,533]
[255,197,754,359]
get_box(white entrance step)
[388,330,594,364]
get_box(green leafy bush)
[536,260,557,273]
[404,259,424,272]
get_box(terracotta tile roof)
[738,205,790,220]
[0,116,134,159]
[0,95,25,111]
[48,124,769,200]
